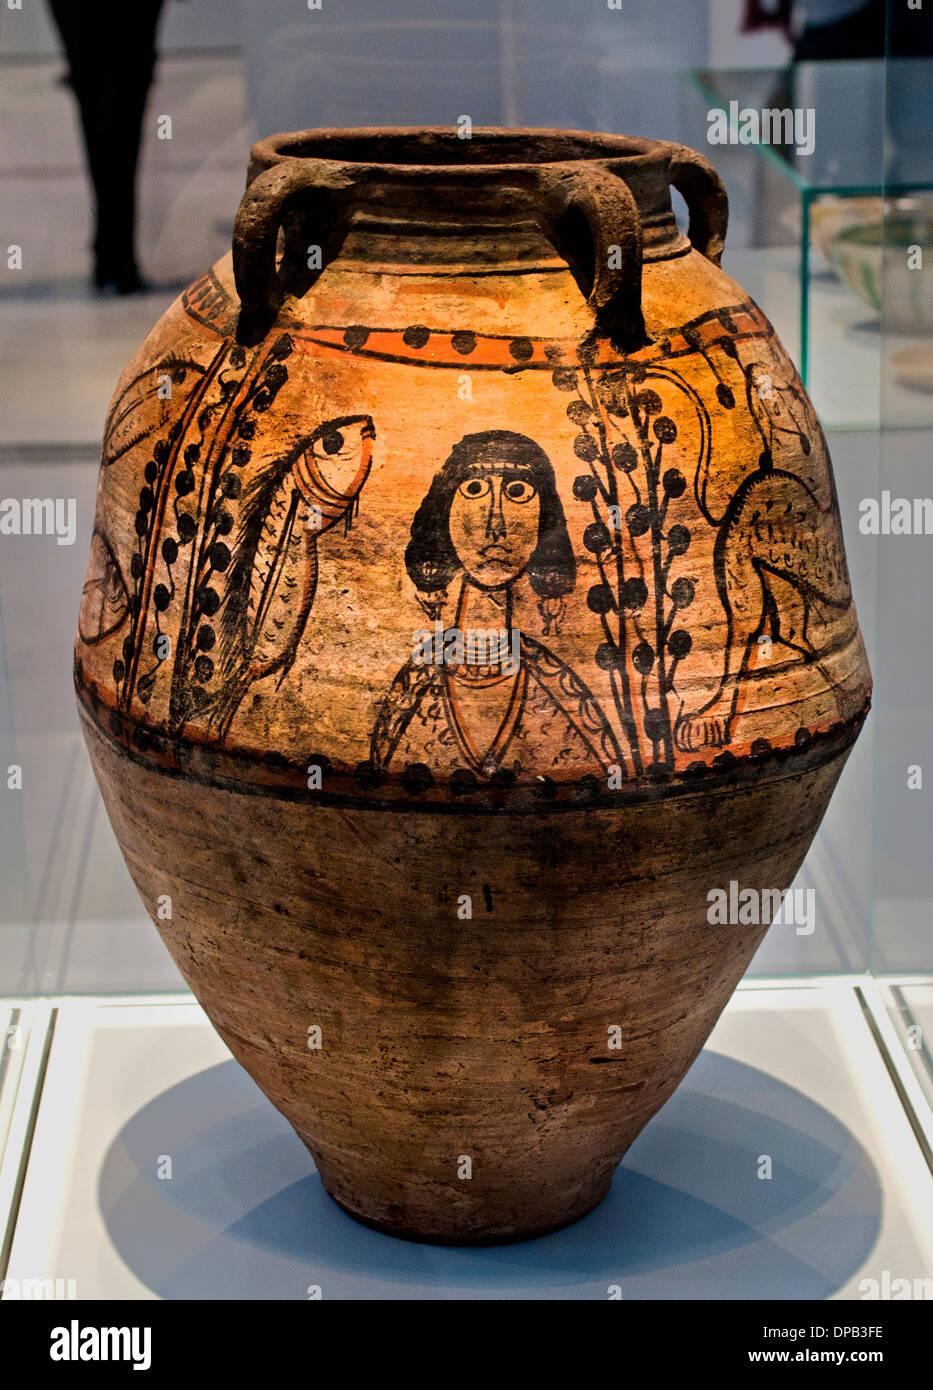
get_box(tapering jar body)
[76,130,870,1242]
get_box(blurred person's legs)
[48,0,165,293]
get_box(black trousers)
[794,0,933,61]
[49,0,166,284]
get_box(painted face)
[447,461,541,589]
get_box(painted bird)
[209,414,375,740]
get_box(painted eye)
[459,478,490,499]
[504,479,536,503]
[321,430,344,455]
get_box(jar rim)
[250,126,671,175]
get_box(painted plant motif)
[98,312,375,742]
[554,342,708,775]
[370,430,623,785]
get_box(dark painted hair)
[405,429,576,598]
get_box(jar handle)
[232,160,351,343]
[535,162,646,348]
[233,157,654,348]
[666,144,729,266]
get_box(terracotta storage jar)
[75,129,871,1243]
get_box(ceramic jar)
[76,129,870,1243]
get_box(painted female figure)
[370,430,623,783]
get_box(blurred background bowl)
[827,208,933,333]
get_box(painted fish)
[209,414,375,739]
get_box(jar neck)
[326,208,689,273]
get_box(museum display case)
[0,0,930,1305]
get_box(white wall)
[236,0,711,142]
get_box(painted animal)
[675,465,851,751]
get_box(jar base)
[318,1171,615,1246]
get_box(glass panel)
[0,0,924,1003]
[0,599,31,996]
[874,4,933,1076]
